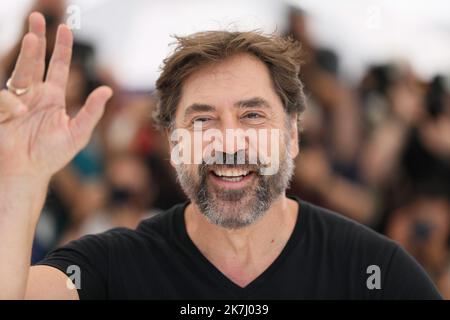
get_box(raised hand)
[0,12,112,179]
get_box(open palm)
[0,12,112,178]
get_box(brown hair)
[154,30,306,131]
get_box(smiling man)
[0,13,442,299]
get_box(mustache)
[202,150,267,166]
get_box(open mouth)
[208,167,256,188]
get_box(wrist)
[0,174,50,219]
[0,172,51,187]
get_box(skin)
[0,12,112,300]
[0,13,299,298]
[172,53,300,288]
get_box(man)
[0,12,442,299]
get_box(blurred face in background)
[106,154,154,211]
[171,53,299,229]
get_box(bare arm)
[0,12,112,300]
[25,266,79,300]
[294,149,375,224]
[360,118,410,186]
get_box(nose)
[217,113,248,156]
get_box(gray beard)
[175,148,294,230]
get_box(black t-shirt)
[35,197,442,299]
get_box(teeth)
[212,168,249,177]
[221,176,244,182]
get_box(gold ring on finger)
[6,78,30,96]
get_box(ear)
[289,114,299,158]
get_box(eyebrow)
[183,103,216,118]
[234,97,271,109]
[183,97,271,118]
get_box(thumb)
[69,86,113,148]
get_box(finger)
[46,24,73,91]
[29,12,46,83]
[0,90,28,122]
[69,86,113,147]
[9,33,39,91]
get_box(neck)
[185,194,299,275]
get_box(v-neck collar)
[174,196,306,296]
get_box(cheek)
[289,130,299,158]
[259,128,284,156]
[186,164,202,181]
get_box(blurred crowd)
[1,1,449,298]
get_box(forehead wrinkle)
[176,54,283,124]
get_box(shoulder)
[299,199,442,299]
[84,202,187,248]
[300,200,398,255]
[47,202,187,257]
[298,199,400,280]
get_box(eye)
[244,113,261,119]
[192,116,212,124]
[242,112,265,121]
[191,116,215,130]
